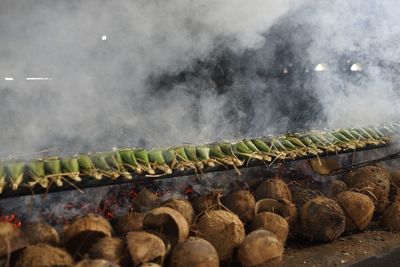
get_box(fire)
[0,213,22,228]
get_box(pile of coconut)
[1,164,400,267]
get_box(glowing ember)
[0,213,22,228]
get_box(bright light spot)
[4,77,14,81]
[25,77,52,81]
[101,35,107,41]
[282,67,289,74]
[315,63,327,72]
[350,63,362,72]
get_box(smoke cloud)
[0,0,296,156]
[0,0,399,158]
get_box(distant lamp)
[101,35,107,41]
[315,63,327,72]
[26,77,51,81]
[350,63,362,72]
[283,67,289,74]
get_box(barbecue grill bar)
[0,123,398,199]
[0,143,391,199]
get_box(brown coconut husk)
[144,230,172,256]
[191,193,219,215]
[300,196,346,242]
[327,180,347,198]
[112,210,145,236]
[162,198,195,226]
[254,178,292,202]
[381,195,400,232]
[254,198,297,233]
[389,170,400,202]
[0,221,27,259]
[289,183,320,207]
[237,229,284,267]
[143,207,189,247]
[132,188,161,212]
[15,244,73,267]
[126,231,166,266]
[343,165,390,214]
[74,259,120,267]
[169,237,219,267]
[196,209,245,262]
[336,191,374,232]
[251,212,289,244]
[139,264,162,267]
[390,170,400,188]
[222,189,256,223]
[89,237,128,265]
[309,158,340,175]
[22,222,60,246]
[63,213,113,258]
[345,166,391,189]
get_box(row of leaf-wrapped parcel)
[0,123,398,193]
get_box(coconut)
[222,189,256,223]
[89,237,127,265]
[237,230,284,267]
[389,170,400,202]
[327,180,347,197]
[196,209,245,262]
[0,221,27,258]
[63,213,113,257]
[139,264,162,267]
[15,244,73,267]
[254,198,297,232]
[251,212,289,244]
[169,237,219,267]
[343,165,390,214]
[126,231,166,266]
[74,259,120,267]
[254,178,292,202]
[390,170,400,188]
[162,198,195,226]
[309,158,339,175]
[289,183,319,207]
[132,188,161,212]
[381,195,400,232]
[300,196,346,242]
[191,193,218,215]
[112,210,145,236]
[336,191,374,232]
[22,222,60,246]
[143,207,189,247]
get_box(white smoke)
[1,0,400,156]
[302,0,400,128]
[0,0,297,156]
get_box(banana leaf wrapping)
[90,153,120,179]
[119,148,143,174]
[0,123,397,195]
[105,151,132,179]
[27,160,48,188]
[61,156,81,182]
[5,161,25,190]
[78,154,102,179]
[44,158,63,187]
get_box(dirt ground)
[284,225,400,267]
